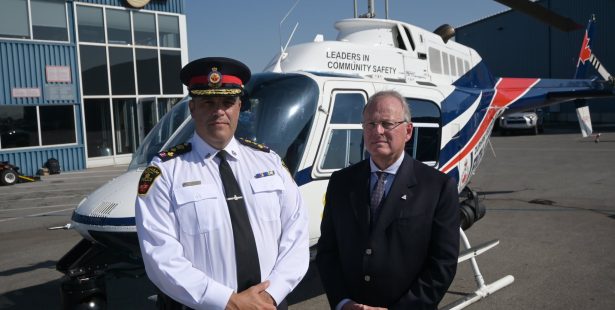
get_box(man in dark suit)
[316,90,460,310]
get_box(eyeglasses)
[362,120,407,130]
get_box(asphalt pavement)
[1,128,614,309]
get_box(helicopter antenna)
[273,0,302,73]
[357,0,389,19]
[278,0,302,51]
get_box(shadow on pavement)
[0,275,157,310]
[0,261,57,277]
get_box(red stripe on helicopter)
[441,78,539,174]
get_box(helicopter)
[55,0,614,309]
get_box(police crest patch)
[138,166,162,196]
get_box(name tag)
[182,180,201,187]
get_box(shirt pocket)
[249,175,284,221]
[173,184,221,235]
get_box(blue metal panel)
[0,146,85,176]
[0,41,78,105]
[76,0,184,14]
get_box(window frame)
[0,104,78,151]
[0,0,69,43]
[315,90,368,175]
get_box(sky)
[185,0,509,72]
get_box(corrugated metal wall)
[76,0,184,13]
[0,42,78,105]
[455,0,615,123]
[0,40,84,176]
[0,146,85,176]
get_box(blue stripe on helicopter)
[72,212,136,226]
[295,166,313,186]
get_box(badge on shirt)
[138,166,162,196]
[254,170,275,178]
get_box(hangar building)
[0,0,187,176]
[455,0,615,124]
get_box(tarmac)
[1,127,614,309]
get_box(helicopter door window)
[318,92,366,172]
[428,47,442,74]
[442,52,450,75]
[404,27,416,51]
[404,98,441,167]
[457,57,465,76]
[449,55,457,76]
[321,129,363,169]
[330,93,364,124]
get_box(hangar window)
[77,5,105,43]
[0,106,38,149]
[107,9,132,45]
[112,99,138,155]
[136,48,161,95]
[0,0,30,39]
[158,15,180,48]
[40,105,76,145]
[0,105,77,149]
[134,12,157,46]
[1,0,69,42]
[75,3,185,160]
[109,47,136,95]
[84,99,113,157]
[428,47,442,74]
[31,0,68,41]
[80,45,109,95]
[161,50,183,94]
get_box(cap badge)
[208,67,222,88]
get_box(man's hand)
[259,290,277,306]
[225,281,276,310]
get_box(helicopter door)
[312,84,373,179]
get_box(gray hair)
[363,90,412,122]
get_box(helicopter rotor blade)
[494,0,583,32]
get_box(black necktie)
[370,171,387,225]
[216,150,261,292]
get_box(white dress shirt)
[136,134,309,309]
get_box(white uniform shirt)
[136,134,309,309]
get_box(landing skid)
[440,228,515,310]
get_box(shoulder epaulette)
[157,143,192,161]
[238,138,270,153]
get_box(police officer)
[136,57,309,310]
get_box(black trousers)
[157,292,288,310]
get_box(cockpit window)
[237,73,319,175]
[129,97,191,169]
[129,73,319,175]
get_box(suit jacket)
[316,153,460,309]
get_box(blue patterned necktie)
[370,171,387,224]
